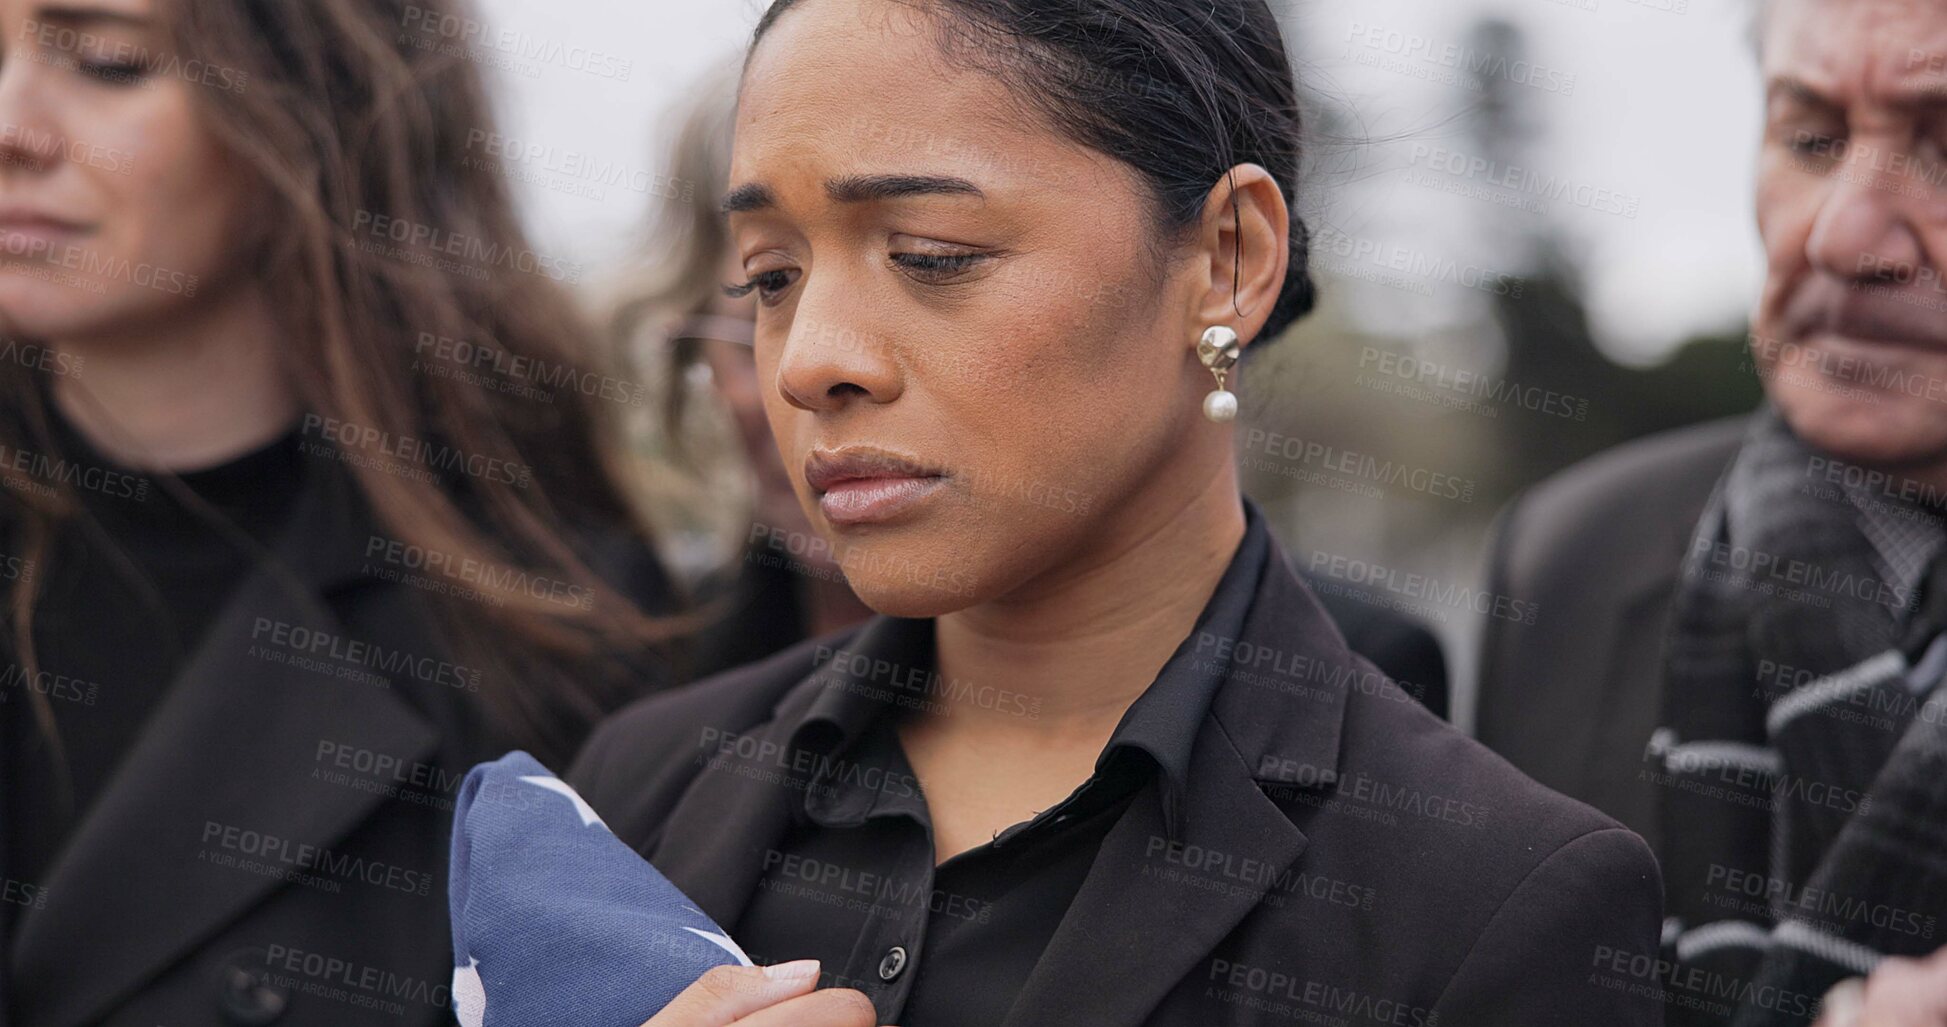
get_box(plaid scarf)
[1653,410,1947,1027]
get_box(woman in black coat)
[0,0,678,1021]
[572,1,1664,1024]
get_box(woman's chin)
[845,572,985,620]
[0,285,95,339]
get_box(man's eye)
[1909,138,1947,192]
[1782,128,1843,157]
[1920,133,1947,164]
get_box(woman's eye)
[721,268,798,305]
[76,60,148,86]
[890,251,985,280]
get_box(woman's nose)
[0,55,66,178]
[774,305,903,414]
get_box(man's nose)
[1805,158,1925,283]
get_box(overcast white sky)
[474,0,1766,363]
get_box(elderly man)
[1476,1,1947,1025]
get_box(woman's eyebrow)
[825,173,984,204]
[33,3,151,28]
[720,182,775,216]
[720,173,984,217]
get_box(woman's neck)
[50,285,300,472]
[931,462,1247,740]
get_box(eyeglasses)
[669,313,755,348]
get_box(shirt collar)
[1097,497,1271,837]
[773,497,1274,842]
[1842,480,1947,621]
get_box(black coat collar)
[649,497,1356,1025]
[773,498,1276,841]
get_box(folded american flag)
[448,750,752,1027]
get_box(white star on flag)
[520,774,608,828]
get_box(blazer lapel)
[1006,533,1348,1027]
[9,470,440,1027]
[1005,724,1309,1027]
[646,689,822,930]
[649,617,921,931]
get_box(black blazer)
[1,462,663,1027]
[1474,417,1748,851]
[570,517,1665,1026]
[1302,574,1450,721]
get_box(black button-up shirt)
[730,503,1272,1025]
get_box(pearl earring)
[1197,325,1240,423]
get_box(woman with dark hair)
[573,1,1664,1025]
[0,0,679,1021]
[613,59,1446,711]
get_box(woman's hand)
[639,961,884,1027]
[1814,948,1947,1027]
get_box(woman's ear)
[1183,163,1290,356]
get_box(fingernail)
[1818,977,1866,1027]
[763,959,821,980]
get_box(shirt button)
[878,945,909,982]
[215,948,290,1025]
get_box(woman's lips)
[817,475,944,526]
[0,217,89,258]
[804,447,946,526]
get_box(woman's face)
[0,0,256,340]
[728,0,1241,617]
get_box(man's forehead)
[1763,0,1947,88]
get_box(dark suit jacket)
[1,461,664,1027]
[1304,575,1450,721]
[571,523,1664,1026]
[1474,417,1749,851]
